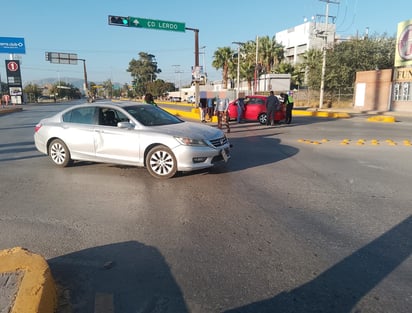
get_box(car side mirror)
[117,121,134,129]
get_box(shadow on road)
[224,215,412,313]
[49,241,189,313]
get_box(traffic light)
[108,15,129,27]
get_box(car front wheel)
[146,145,177,179]
[48,139,72,167]
[258,113,267,125]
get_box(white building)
[275,21,336,65]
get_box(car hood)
[155,121,224,140]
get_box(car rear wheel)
[258,113,267,125]
[48,139,72,167]
[146,145,177,179]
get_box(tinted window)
[124,105,183,126]
[63,107,97,124]
[247,97,265,105]
[99,108,129,126]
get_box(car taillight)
[34,123,42,133]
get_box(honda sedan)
[34,101,231,179]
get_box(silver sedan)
[34,101,231,179]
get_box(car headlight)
[175,137,206,146]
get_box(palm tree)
[212,47,234,89]
[241,40,259,90]
[258,35,284,73]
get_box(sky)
[1,0,411,87]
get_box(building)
[354,19,412,112]
[276,21,336,65]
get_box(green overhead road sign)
[128,17,185,32]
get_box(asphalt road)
[0,102,411,313]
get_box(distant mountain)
[24,77,123,90]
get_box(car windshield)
[124,105,184,126]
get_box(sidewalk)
[0,105,23,114]
[0,247,56,313]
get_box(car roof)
[68,101,147,109]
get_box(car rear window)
[63,107,96,124]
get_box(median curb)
[0,247,56,313]
[0,106,23,115]
[367,115,396,123]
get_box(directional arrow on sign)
[130,18,140,27]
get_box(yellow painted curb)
[292,110,351,118]
[367,115,396,123]
[0,247,56,313]
[163,107,218,122]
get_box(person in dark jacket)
[266,91,280,126]
[144,93,157,106]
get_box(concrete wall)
[354,69,393,112]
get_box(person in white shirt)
[214,96,230,133]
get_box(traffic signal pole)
[79,59,88,95]
[186,27,200,107]
[108,15,198,105]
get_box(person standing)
[266,91,280,126]
[199,99,207,122]
[207,98,214,122]
[214,96,230,133]
[2,94,10,108]
[237,97,245,123]
[144,93,157,106]
[285,91,294,124]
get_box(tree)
[102,79,114,98]
[239,40,259,90]
[258,35,284,73]
[146,79,175,99]
[325,34,395,91]
[127,52,161,96]
[300,34,395,92]
[50,81,81,100]
[23,83,42,102]
[300,49,323,89]
[212,47,234,89]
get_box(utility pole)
[232,42,244,99]
[318,0,339,109]
[186,27,200,107]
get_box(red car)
[228,95,285,125]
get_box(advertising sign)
[5,60,22,87]
[395,19,412,67]
[0,37,26,54]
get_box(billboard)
[395,19,412,67]
[0,37,26,54]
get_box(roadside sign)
[0,37,26,54]
[7,61,19,72]
[5,60,22,87]
[45,52,78,65]
[128,17,185,32]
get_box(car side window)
[63,107,97,124]
[100,108,129,127]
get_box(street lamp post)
[232,42,244,99]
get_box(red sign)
[7,61,19,71]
